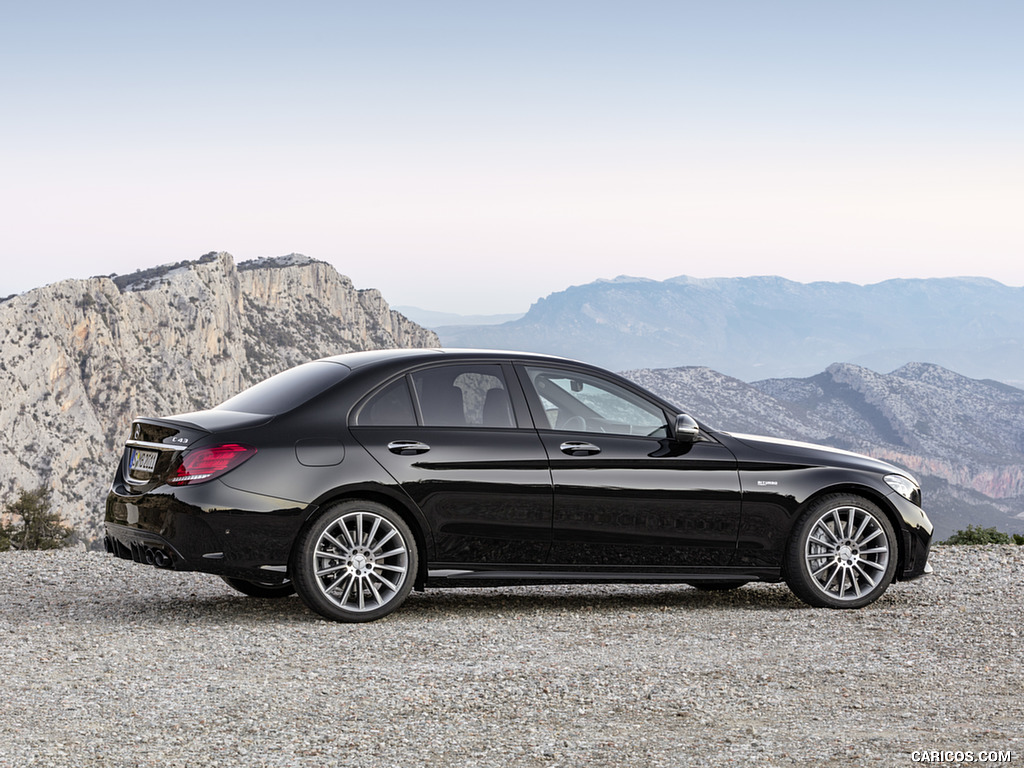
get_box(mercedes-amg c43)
[105,349,932,622]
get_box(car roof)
[321,348,585,370]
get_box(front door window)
[524,367,669,437]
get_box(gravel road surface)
[1,546,1021,767]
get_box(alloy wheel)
[312,510,411,614]
[804,504,891,602]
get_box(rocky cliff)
[0,252,437,540]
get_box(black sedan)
[105,348,932,622]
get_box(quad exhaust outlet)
[105,537,174,568]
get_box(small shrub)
[0,486,74,551]
[1014,534,1024,546]
[940,525,1012,545]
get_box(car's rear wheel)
[785,494,898,609]
[292,500,417,623]
[220,576,295,598]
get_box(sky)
[2,1,1022,314]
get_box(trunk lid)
[121,410,270,489]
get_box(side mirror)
[674,413,700,443]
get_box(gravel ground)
[0,545,1021,768]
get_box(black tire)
[686,580,750,592]
[291,500,418,623]
[785,494,898,609]
[220,576,295,598]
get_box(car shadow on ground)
[8,569,928,626]
[16,580,821,627]
[401,582,808,619]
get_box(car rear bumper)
[104,479,309,582]
[105,521,215,572]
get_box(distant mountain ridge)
[439,275,1024,385]
[627,362,1024,539]
[394,306,525,328]
[0,252,437,540]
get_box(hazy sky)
[3,1,1022,314]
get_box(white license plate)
[129,448,159,474]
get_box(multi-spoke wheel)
[292,500,418,622]
[785,494,898,609]
[220,576,295,598]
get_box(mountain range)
[437,275,1024,385]
[394,306,524,327]
[1,255,1021,542]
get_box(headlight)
[884,474,921,505]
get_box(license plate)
[128,448,159,474]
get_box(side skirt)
[425,566,782,589]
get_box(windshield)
[216,361,350,415]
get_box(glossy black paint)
[351,426,553,563]
[105,348,932,600]
[542,433,742,567]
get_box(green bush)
[940,525,1012,545]
[0,486,74,551]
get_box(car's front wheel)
[785,494,898,609]
[292,500,418,623]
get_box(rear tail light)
[168,444,256,486]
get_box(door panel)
[353,427,552,563]
[542,433,741,566]
[518,365,741,567]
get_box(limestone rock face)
[0,252,437,540]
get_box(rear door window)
[354,364,519,428]
[411,365,516,428]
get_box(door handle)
[387,440,431,456]
[560,441,601,456]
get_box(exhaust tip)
[153,550,172,568]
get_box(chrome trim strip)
[126,439,187,452]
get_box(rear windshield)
[216,361,350,415]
